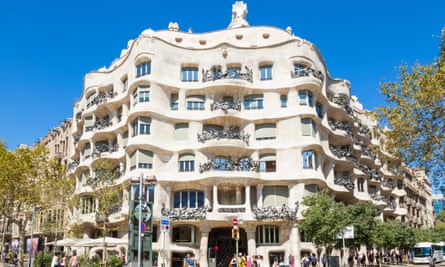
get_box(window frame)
[181,67,199,82]
[244,94,264,110]
[259,65,273,81]
[302,149,316,169]
[256,225,280,244]
[136,61,151,77]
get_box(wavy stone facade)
[68,2,434,267]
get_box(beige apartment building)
[2,2,434,267]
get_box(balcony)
[328,119,352,135]
[199,158,258,173]
[330,145,355,160]
[202,66,253,82]
[327,95,353,116]
[334,176,355,191]
[210,100,241,113]
[197,127,250,145]
[253,205,298,221]
[161,207,209,220]
[291,66,323,81]
[382,178,395,189]
[86,91,114,109]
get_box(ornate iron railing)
[291,66,323,81]
[199,158,258,173]
[210,100,242,112]
[161,207,209,220]
[334,176,355,191]
[202,66,253,82]
[197,127,249,145]
[253,204,298,220]
[328,119,352,135]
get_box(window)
[255,123,276,140]
[218,184,245,205]
[259,154,276,172]
[280,95,287,107]
[227,67,241,79]
[171,94,179,110]
[173,190,204,208]
[256,225,280,244]
[357,178,365,192]
[179,154,195,172]
[187,95,205,110]
[294,64,309,77]
[368,185,378,196]
[136,61,151,77]
[181,67,199,82]
[316,102,324,118]
[260,65,272,80]
[215,157,230,171]
[301,118,316,136]
[299,90,314,107]
[302,150,316,169]
[83,143,91,159]
[130,149,153,170]
[133,85,150,105]
[244,94,264,110]
[175,123,189,140]
[132,117,151,136]
[122,76,128,92]
[132,184,155,203]
[263,186,288,206]
[80,196,96,214]
[304,184,318,193]
[172,225,195,243]
[84,116,94,132]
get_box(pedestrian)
[302,255,309,267]
[272,257,279,267]
[229,254,238,267]
[238,253,246,267]
[321,254,326,267]
[69,251,78,267]
[60,252,66,267]
[184,253,196,267]
[51,252,60,267]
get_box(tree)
[86,159,123,264]
[374,28,445,187]
[345,201,380,248]
[371,220,416,251]
[297,191,350,254]
[0,143,67,267]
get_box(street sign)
[336,226,354,239]
[161,216,170,232]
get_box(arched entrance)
[208,228,247,267]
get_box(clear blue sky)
[0,0,443,150]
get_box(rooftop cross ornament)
[228,1,249,29]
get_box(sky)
[0,0,443,151]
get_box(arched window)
[179,154,195,172]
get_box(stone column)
[246,226,257,259]
[245,183,251,213]
[199,224,210,267]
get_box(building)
[66,2,434,267]
[433,194,445,218]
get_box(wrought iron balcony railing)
[253,204,298,221]
[161,207,209,220]
[328,119,352,135]
[334,176,355,191]
[86,91,114,109]
[291,66,323,81]
[199,158,258,173]
[197,127,250,145]
[202,66,253,82]
[210,100,242,113]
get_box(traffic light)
[232,218,239,240]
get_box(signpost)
[160,217,170,267]
[336,226,354,267]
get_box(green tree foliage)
[414,227,445,242]
[375,28,445,186]
[86,159,123,264]
[298,191,350,251]
[0,143,70,267]
[345,201,380,248]
[371,220,415,250]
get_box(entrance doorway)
[208,227,247,267]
